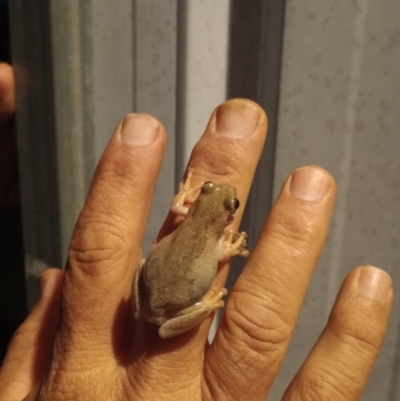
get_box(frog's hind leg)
[158,288,228,339]
[132,259,146,319]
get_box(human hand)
[0,99,393,400]
[0,62,18,206]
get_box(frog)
[132,169,249,338]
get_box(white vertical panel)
[91,0,134,161]
[180,0,230,167]
[135,0,177,252]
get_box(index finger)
[62,113,166,344]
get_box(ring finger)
[205,166,337,400]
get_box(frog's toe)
[206,287,228,303]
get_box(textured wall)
[177,0,230,168]
[272,1,400,399]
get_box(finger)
[0,269,63,401]
[283,266,393,401]
[159,98,267,239]
[0,63,15,123]
[205,166,336,400]
[63,114,166,339]
[157,99,267,318]
[188,98,267,210]
[178,99,267,289]
[0,63,18,206]
[129,99,267,396]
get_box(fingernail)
[121,113,159,146]
[290,167,330,201]
[215,99,260,138]
[357,266,392,301]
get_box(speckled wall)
[272,1,400,399]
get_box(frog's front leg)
[219,230,249,261]
[171,167,202,216]
[158,288,228,338]
[132,259,146,319]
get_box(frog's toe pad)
[206,288,228,304]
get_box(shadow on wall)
[0,1,27,362]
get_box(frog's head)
[198,181,240,225]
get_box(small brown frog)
[132,169,249,338]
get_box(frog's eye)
[202,182,214,193]
[224,197,240,212]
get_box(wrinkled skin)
[0,62,393,401]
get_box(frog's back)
[143,221,220,317]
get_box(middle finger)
[130,99,267,388]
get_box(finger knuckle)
[329,311,383,355]
[226,290,294,361]
[293,370,354,401]
[96,163,142,191]
[69,213,131,275]
[334,325,381,357]
[266,209,316,251]
[193,147,241,181]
